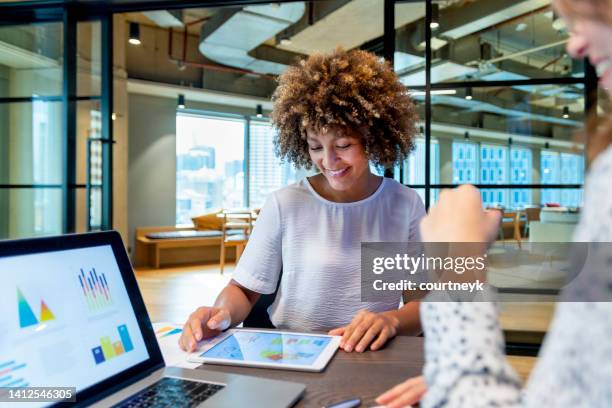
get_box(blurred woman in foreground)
[377,0,612,406]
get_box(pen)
[323,397,361,408]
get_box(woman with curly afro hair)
[180,48,425,356]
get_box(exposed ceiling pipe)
[412,93,582,128]
[467,5,551,38]
[467,39,568,66]
[540,53,565,70]
[167,26,273,79]
[142,10,184,27]
[175,60,275,79]
[439,0,551,39]
[198,3,306,75]
[185,16,210,27]
[432,122,582,149]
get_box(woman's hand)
[328,310,399,352]
[178,306,231,352]
[420,184,501,243]
[375,375,427,408]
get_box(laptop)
[1,231,305,407]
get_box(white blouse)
[232,177,425,331]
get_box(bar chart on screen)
[91,324,134,365]
[0,359,29,388]
[78,268,113,312]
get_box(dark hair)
[271,48,419,169]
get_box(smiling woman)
[272,47,419,170]
[180,47,426,357]
[304,127,381,203]
[271,48,420,204]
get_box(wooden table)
[198,335,425,407]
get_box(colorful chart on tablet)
[201,332,331,366]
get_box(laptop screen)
[1,243,151,407]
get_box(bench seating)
[134,226,240,269]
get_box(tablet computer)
[188,329,341,372]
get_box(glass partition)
[0,21,64,238]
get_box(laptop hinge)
[77,363,165,407]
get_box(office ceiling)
[126,0,574,79]
[116,0,588,144]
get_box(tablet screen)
[200,331,332,366]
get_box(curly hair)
[271,48,419,169]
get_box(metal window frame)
[393,0,595,208]
[62,5,77,233]
[0,6,114,235]
[0,0,596,227]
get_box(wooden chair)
[495,208,522,248]
[523,206,541,237]
[219,210,254,274]
[497,208,504,242]
[491,206,507,242]
[506,210,523,248]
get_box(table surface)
[197,335,425,408]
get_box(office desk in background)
[199,336,425,408]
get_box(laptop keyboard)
[113,377,225,408]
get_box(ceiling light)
[279,33,292,46]
[128,22,141,46]
[552,12,566,32]
[178,94,185,109]
[515,22,528,32]
[256,104,263,118]
[430,4,440,30]
[410,89,456,96]
[465,87,473,100]
[562,106,569,119]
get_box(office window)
[541,150,561,205]
[403,138,439,203]
[370,163,385,176]
[31,99,63,235]
[452,141,478,184]
[560,152,584,207]
[84,109,103,230]
[541,150,583,206]
[176,113,245,224]
[404,138,439,183]
[248,121,308,208]
[480,144,508,207]
[510,147,532,208]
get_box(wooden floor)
[134,262,544,382]
[134,263,234,323]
